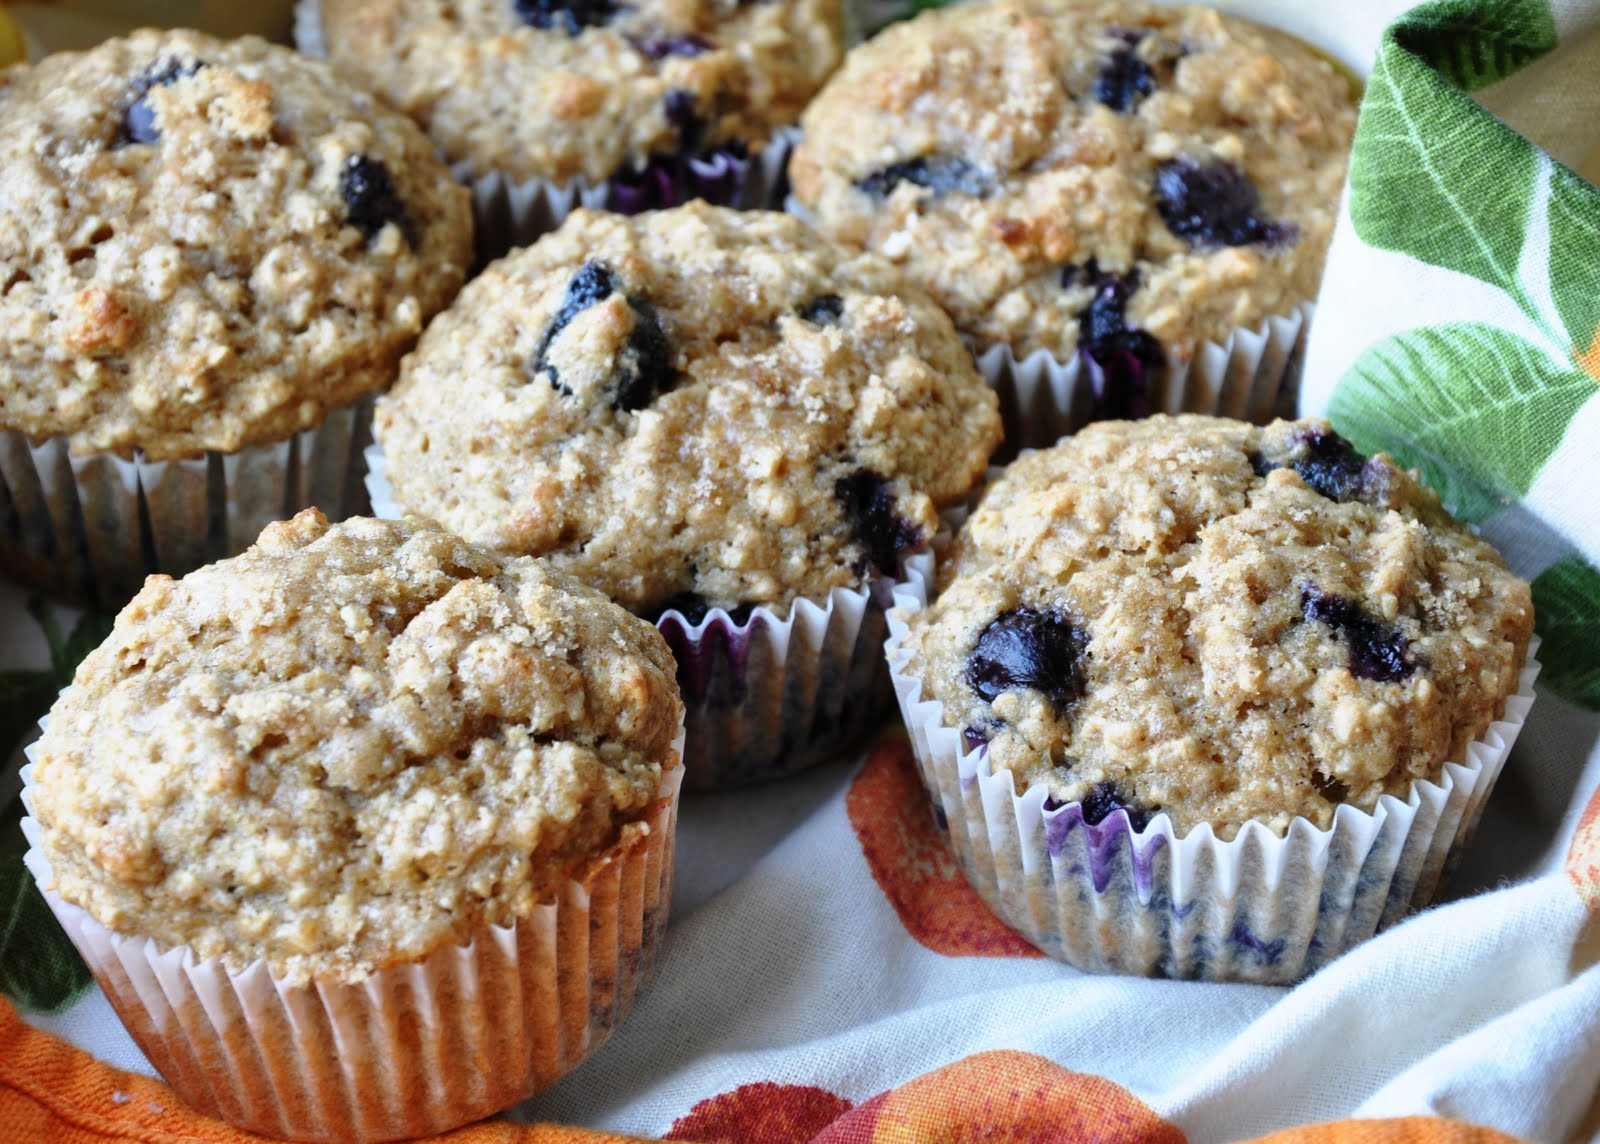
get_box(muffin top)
[319,0,845,184]
[789,0,1358,362]
[900,416,1533,838]
[31,510,683,984]
[375,203,1002,615]
[0,29,473,461]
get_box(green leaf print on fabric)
[0,793,92,1012]
[0,599,110,1011]
[1531,556,1600,711]
[1546,163,1600,358]
[1348,41,1536,301]
[1328,323,1594,523]
[1391,0,1558,91]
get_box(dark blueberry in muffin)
[609,299,674,412]
[1093,29,1156,112]
[512,0,620,35]
[534,260,676,409]
[1079,779,1155,830]
[1254,428,1369,502]
[535,261,619,391]
[1153,157,1295,247]
[855,155,993,200]
[340,155,411,244]
[1301,585,1413,682]
[964,606,1089,710]
[962,724,994,753]
[1071,262,1164,420]
[662,88,706,152]
[635,33,714,60]
[798,294,845,326]
[833,468,922,577]
[117,56,204,147]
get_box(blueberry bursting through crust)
[532,260,674,412]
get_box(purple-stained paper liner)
[295,0,799,261]
[20,737,684,1144]
[366,443,899,792]
[0,398,373,612]
[884,558,1539,984]
[972,304,1310,456]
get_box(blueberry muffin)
[317,0,845,187]
[789,0,1358,368]
[27,509,683,1139]
[904,415,1532,838]
[888,415,1535,979]
[373,202,1001,785]
[0,29,473,605]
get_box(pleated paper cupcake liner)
[296,0,799,261]
[20,741,684,1144]
[0,397,372,612]
[884,561,1540,984]
[971,303,1310,457]
[366,445,899,791]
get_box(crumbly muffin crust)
[789,0,1357,362]
[375,203,1002,614]
[31,510,682,984]
[0,29,473,460]
[902,416,1533,837]
[319,0,844,184]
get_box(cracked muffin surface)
[374,203,1001,615]
[900,415,1533,838]
[789,0,1358,363]
[319,0,844,184]
[0,28,472,460]
[31,510,682,983]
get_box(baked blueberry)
[798,294,844,326]
[1153,157,1295,248]
[1301,584,1413,682]
[964,606,1089,710]
[834,468,922,577]
[1282,427,1368,502]
[512,0,620,35]
[117,57,204,147]
[635,34,714,60]
[1071,262,1164,420]
[608,299,673,412]
[855,155,993,201]
[1093,29,1156,112]
[662,88,705,151]
[1078,780,1155,830]
[340,155,411,244]
[534,261,619,391]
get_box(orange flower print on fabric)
[1244,1116,1530,1144]
[1576,325,1600,383]
[810,1050,1185,1144]
[846,738,1041,958]
[666,1082,853,1144]
[1566,783,1600,910]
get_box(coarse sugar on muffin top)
[374,202,1002,616]
[789,0,1358,364]
[29,510,682,984]
[0,28,472,460]
[900,415,1533,838]
[318,0,845,185]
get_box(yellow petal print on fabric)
[1243,1116,1529,1143]
[1576,326,1600,385]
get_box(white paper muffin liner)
[0,398,373,612]
[884,560,1540,984]
[296,0,800,260]
[19,736,684,1143]
[367,443,900,791]
[972,302,1310,456]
